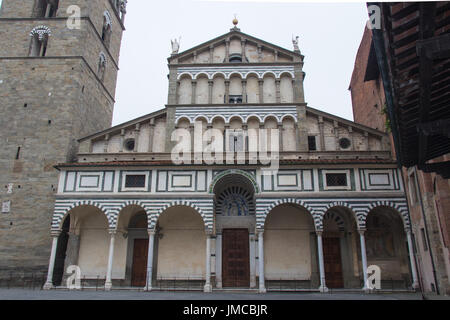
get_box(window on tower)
[98,53,107,82]
[29,26,51,57]
[34,0,59,18]
[102,11,113,48]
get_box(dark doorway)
[222,229,250,288]
[131,239,148,287]
[323,237,344,288]
[52,215,70,286]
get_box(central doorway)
[131,239,148,287]
[323,237,344,288]
[222,229,250,288]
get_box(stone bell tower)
[0,0,127,280]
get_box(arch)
[367,201,411,230]
[245,114,263,124]
[193,115,208,124]
[29,25,52,40]
[279,71,294,79]
[322,202,358,224]
[193,72,210,80]
[244,71,261,80]
[227,71,244,80]
[228,115,245,125]
[53,200,111,231]
[209,169,259,194]
[115,201,149,231]
[262,71,277,79]
[211,71,227,79]
[263,114,279,124]
[210,115,227,124]
[175,116,192,126]
[177,72,193,81]
[149,200,210,231]
[280,114,296,123]
[261,198,316,221]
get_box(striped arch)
[193,72,210,80]
[209,169,260,194]
[52,200,114,231]
[177,72,193,80]
[318,201,359,229]
[257,198,320,231]
[366,200,411,231]
[114,200,150,230]
[148,200,213,231]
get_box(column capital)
[208,80,214,86]
[108,229,117,236]
[316,231,323,237]
[258,80,264,85]
[358,229,366,236]
[148,229,157,236]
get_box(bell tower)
[0,0,127,279]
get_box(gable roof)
[169,28,303,63]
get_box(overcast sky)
[113,1,369,125]
[0,0,369,126]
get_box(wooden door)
[131,239,148,287]
[323,237,344,288]
[222,229,250,287]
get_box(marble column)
[359,230,370,291]
[191,80,197,104]
[258,80,264,104]
[241,80,247,103]
[215,233,222,288]
[317,231,329,292]
[204,233,213,292]
[406,230,420,289]
[208,80,214,104]
[105,231,116,291]
[275,79,281,103]
[148,119,155,153]
[258,231,266,293]
[278,124,283,152]
[145,230,156,291]
[43,232,61,290]
[225,80,230,104]
[249,234,257,288]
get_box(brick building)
[349,2,450,296]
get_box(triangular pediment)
[169,28,302,64]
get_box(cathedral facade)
[0,1,417,292]
[42,21,419,293]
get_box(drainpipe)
[413,167,440,295]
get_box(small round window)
[339,138,351,149]
[124,138,135,151]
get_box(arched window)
[34,0,59,18]
[29,26,51,57]
[98,52,107,82]
[102,11,112,48]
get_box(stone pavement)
[0,289,428,300]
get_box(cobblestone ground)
[0,289,428,300]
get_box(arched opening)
[365,206,411,289]
[213,172,257,288]
[116,205,149,287]
[178,75,193,104]
[156,206,206,287]
[54,205,110,287]
[322,207,360,289]
[264,204,317,289]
